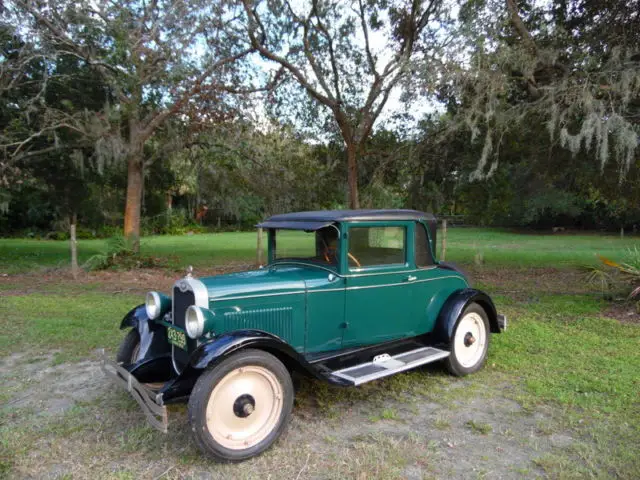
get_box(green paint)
[182,220,467,353]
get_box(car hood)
[198,265,330,301]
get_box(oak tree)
[242,0,450,208]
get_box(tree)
[444,0,640,182]
[4,0,261,249]
[242,0,450,208]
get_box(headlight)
[145,291,170,319]
[185,305,215,339]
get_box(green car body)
[103,209,505,461]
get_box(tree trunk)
[346,142,360,209]
[124,153,143,252]
[69,213,79,280]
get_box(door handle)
[405,275,417,282]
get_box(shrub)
[587,247,640,308]
[84,234,175,271]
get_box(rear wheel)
[445,303,490,376]
[188,349,294,462]
[116,329,140,365]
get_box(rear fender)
[120,304,170,365]
[434,289,501,346]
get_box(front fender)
[433,288,501,345]
[120,304,148,330]
[188,330,306,371]
[120,305,169,366]
[180,330,351,387]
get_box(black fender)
[158,329,351,403]
[188,329,305,371]
[433,288,501,346]
[120,305,170,374]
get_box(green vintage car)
[102,209,506,461]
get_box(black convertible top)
[259,209,435,227]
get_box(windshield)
[271,226,339,266]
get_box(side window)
[348,226,405,267]
[415,223,434,267]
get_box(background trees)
[1,0,639,239]
[3,0,260,248]
[243,0,452,208]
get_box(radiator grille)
[223,307,293,342]
[172,287,195,370]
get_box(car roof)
[262,209,435,223]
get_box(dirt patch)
[603,303,640,325]
[464,266,596,297]
[1,352,575,479]
[0,263,252,297]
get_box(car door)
[342,222,420,347]
[405,221,445,334]
[305,272,346,353]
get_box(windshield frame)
[267,224,341,272]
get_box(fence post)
[70,213,79,280]
[441,219,447,262]
[257,227,264,266]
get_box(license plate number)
[167,327,187,350]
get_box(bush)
[587,247,640,308]
[141,209,207,236]
[84,234,175,271]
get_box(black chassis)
[102,287,505,433]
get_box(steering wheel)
[322,242,337,264]
[348,252,362,268]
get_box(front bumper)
[100,349,168,433]
[497,314,507,331]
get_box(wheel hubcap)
[455,313,486,368]
[206,366,283,450]
[233,394,256,418]
[464,332,476,346]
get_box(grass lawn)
[0,227,638,274]
[1,228,639,478]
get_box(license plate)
[167,327,187,350]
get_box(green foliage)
[587,248,640,306]
[83,235,173,271]
[141,209,205,236]
[1,0,638,239]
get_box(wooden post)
[257,227,264,266]
[70,213,79,280]
[620,227,624,239]
[441,219,447,262]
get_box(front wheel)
[445,303,490,376]
[188,349,294,462]
[116,329,140,365]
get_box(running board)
[331,347,450,386]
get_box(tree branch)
[242,0,337,109]
[311,1,342,103]
[358,0,379,80]
[505,0,539,56]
